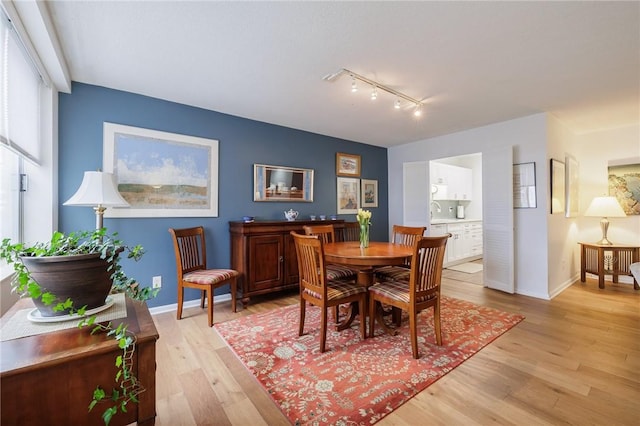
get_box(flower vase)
[359,223,370,248]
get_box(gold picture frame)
[336,152,361,177]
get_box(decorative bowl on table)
[242,216,255,223]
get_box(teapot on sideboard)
[284,209,299,221]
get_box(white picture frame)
[337,177,360,214]
[361,179,378,208]
[103,122,219,218]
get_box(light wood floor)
[151,269,639,425]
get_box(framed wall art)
[253,163,314,202]
[608,161,640,215]
[103,122,218,218]
[550,159,565,214]
[337,177,360,214]
[565,155,579,217]
[513,162,536,208]
[361,179,378,208]
[336,152,361,177]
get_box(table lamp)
[64,171,129,230]
[584,196,626,245]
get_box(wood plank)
[150,273,639,425]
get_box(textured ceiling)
[45,1,640,147]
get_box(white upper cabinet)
[430,163,473,200]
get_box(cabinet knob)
[279,256,284,262]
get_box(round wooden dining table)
[323,241,414,333]
[324,241,413,286]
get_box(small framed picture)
[336,152,361,177]
[337,177,360,214]
[361,179,378,208]
[550,159,565,214]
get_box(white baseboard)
[148,293,232,316]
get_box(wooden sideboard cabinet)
[1,297,158,426]
[230,220,345,305]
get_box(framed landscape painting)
[336,152,361,177]
[103,122,219,217]
[608,162,640,215]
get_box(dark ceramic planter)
[20,253,114,317]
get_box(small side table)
[579,242,640,290]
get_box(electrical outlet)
[152,276,162,289]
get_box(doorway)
[429,153,483,280]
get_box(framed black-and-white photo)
[103,122,218,218]
[361,179,378,208]
[337,177,360,214]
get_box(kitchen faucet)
[430,201,442,219]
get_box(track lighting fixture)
[324,68,423,117]
[371,86,378,100]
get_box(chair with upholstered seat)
[291,231,367,353]
[303,224,359,281]
[375,225,427,282]
[368,234,450,359]
[169,226,239,327]
[303,224,359,323]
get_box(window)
[0,9,44,279]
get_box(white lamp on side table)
[584,196,626,245]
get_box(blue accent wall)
[59,82,388,308]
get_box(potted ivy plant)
[0,228,159,425]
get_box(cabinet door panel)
[249,235,283,291]
[283,232,299,285]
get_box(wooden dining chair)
[303,224,359,322]
[303,225,359,280]
[291,231,367,353]
[169,226,239,327]
[375,225,427,282]
[341,221,361,242]
[368,234,450,359]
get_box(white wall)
[388,114,550,298]
[546,116,581,297]
[576,124,640,251]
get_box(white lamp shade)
[584,196,626,218]
[64,171,129,207]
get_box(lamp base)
[594,237,614,246]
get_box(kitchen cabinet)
[446,223,465,263]
[230,220,346,306]
[430,163,473,200]
[430,221,482,266]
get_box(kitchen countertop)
[430,218,482,225]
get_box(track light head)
[351,76,358,93]
[394,99,401,109]
[413,104,422,117]
[371,87,378,100]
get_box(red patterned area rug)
[215,296,524,425]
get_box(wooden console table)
[1,297,159,425]
[579,242,640,290]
